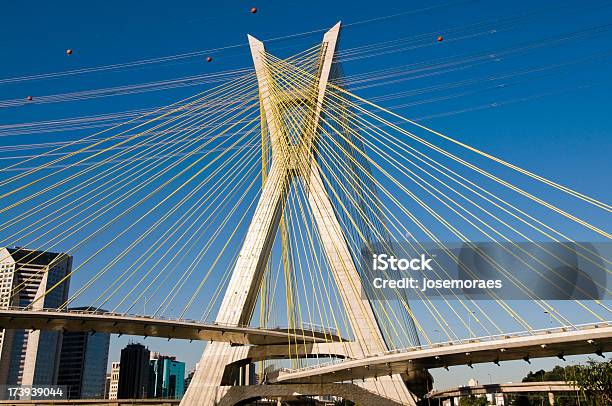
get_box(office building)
[104,373,111,399]
[57,307,110,399]
[117,343,149,399]
[184,367,196,391]
[149,354,185,399]
[0,247,72,386]
[108,362,120,400]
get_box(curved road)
[0,308,343,345]
[270,323,612,383]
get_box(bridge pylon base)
[181,342,418,405]
[216,381,417,406]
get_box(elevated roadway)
[0,308,343,345]
[270,323,612,383]
[428,381,579,398]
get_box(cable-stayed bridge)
[269,322,612,384]
[0,307,343,345]
[0,20,610,406]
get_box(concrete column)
[181,22,419,406]
[214,163,287,326]
[181,164,286,405]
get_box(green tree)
[569,359,612,406]
[509,394,553,406]
[522,365,573,382]
[508,396,533,406]
[459,395,489,406]
[514,359,611,406]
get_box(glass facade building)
[117,343,150,399]
[57,308,110,399]
[149,355,185,399]
[0,248,71,387]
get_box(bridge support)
[216,383,412,406]
[180,22,418,406]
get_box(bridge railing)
[3,306,340,336]
[279,321,611,373]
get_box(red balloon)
[27,96,33,101]
[66,49,73,55]
[437,36,444,42]
[251,7,257,14]
[206,56,213,62]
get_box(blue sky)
[1,0,610,202]
[1,0,611,389]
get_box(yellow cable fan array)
[0,31,609,377]
[255,45,610,355]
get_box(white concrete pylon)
[180,22,418,406]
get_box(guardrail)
[277,321,612,373]
[2,307,340,336]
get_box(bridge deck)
[428,381,578,398]
[0,309,344,345]
[270,323,612,383]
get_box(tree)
[513,359,611,406]
[569,359,612,406]
[459,395,489,406]
[508,396,532,406]
[522,365,573,382]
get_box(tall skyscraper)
[0,247,72,386]
[117,343,149,399]
[149,354,185,399]
[108,362,120,400]
[104,373,111,399]
[57,307,110,399]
